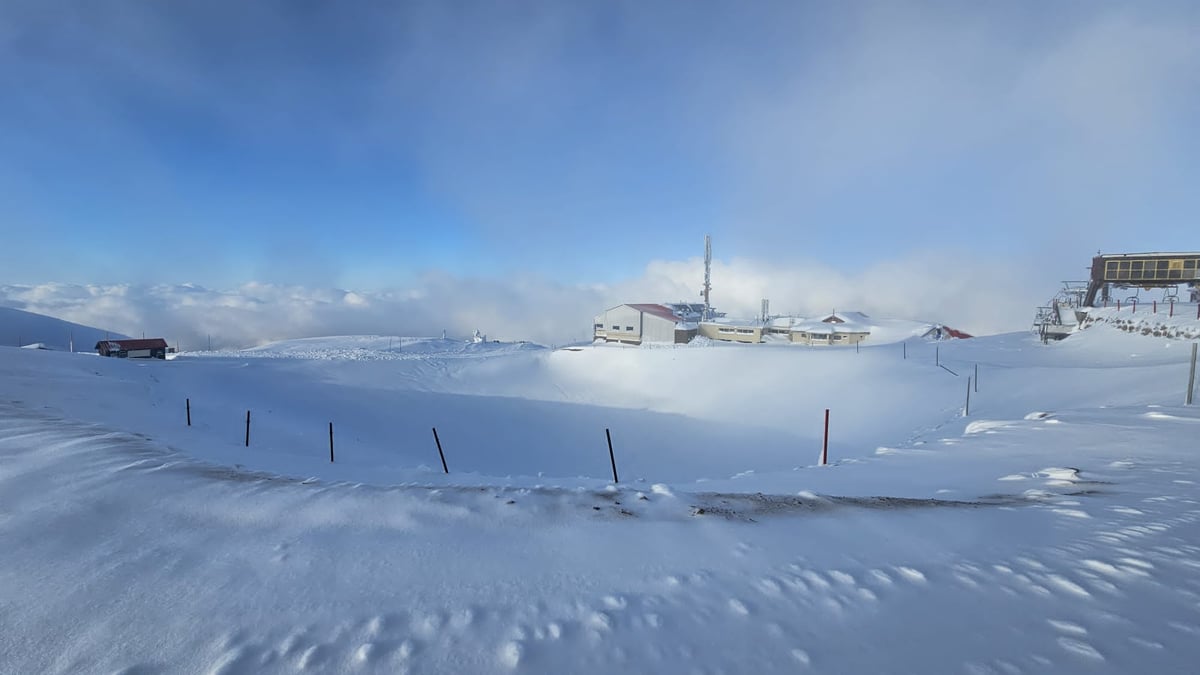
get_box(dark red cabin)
[95,338,169,359]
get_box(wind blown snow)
[1,324,1199,674]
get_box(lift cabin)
[1084,252,1200,307]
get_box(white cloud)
[0,254,1047,349]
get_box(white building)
[594,304,698,345]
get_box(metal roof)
[95,338,169,350]
[625,303,681,323]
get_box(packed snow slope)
[1,327,1199,674]
[0,305,127,351]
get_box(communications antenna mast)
[702,234,712,320]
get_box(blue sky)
[1,1,1199,338]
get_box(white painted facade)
[593,305,683,344]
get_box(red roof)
[97,338,169,350]
[944,327,973,339]
[626,304,680,323]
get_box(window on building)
[612,325,620,330]
[736,329,754,334]
[594,323,604,329]
[625,326,634,332]
[718,327,736,334]
[833,335,844,341]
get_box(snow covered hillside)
[1,327,1199,673]
[0,305,127,351]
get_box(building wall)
[641,314,678,343]
[674,328,698,344]
[791,331,869,346]
[594,306,635,343]
[594,305,683,344]
[602,305,646,343]
[699,323,762,343]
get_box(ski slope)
[0,305,126,352]
[1,326,1199,674]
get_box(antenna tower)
[702,234,712,320]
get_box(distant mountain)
[0,306,127,352]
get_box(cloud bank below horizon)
[0,255,1048,349]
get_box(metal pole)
[936,345,939,366]
[974,364,978,392]
[821,409,830,466]
[186,398,191,427]
[329,422,334,463]
[432,427,448,473]
[903,342,907,359]
[606,428,619,483]
[965,377,971,416]
[1187,343,1197,406]
[245,410,251,447]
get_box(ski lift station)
[1034,251,1200,340]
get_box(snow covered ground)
[1,325,1199,673]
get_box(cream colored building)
[775,312,872,345]
[701,312,873,345]
[698,320,764,343]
